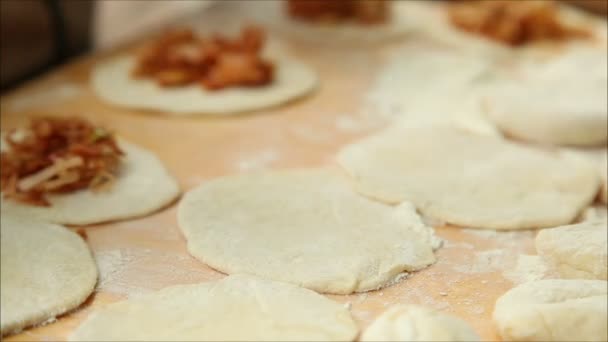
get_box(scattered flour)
[453,249,506,274]
[235,149,279,172]
[7,83,82,111]
[503,254,549,285]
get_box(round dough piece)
[493,279,607,341]
[178,169,440,294]
[92,50,318,115]
[536,220,607,280]
[360,305,479,341]
[0,139,180,225]
[69,274,358,341]
[337,125,600,230]
[1,213,97,336]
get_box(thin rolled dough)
[360,304,480,341]
[337,125,600,230]
[178,169,441,294]
[0,139,179,225]
[493,279,608,341]
[536,220,607,280]
[1,213,97,336]
[92,48,318,115]
[69,274,358,341]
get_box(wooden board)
[1,2,580,341]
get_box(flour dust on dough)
[0,139,179,225]
[178,169,441,294]
[536,220,607,280]
[69,274,358,341]
[92,44,318,115]
[1,213,97,336]
[493,279,607,341]
[360,304,479,341]
[337,125,600,230]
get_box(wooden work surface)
[0,2,577,341]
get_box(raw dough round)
[92,50,318,115]
[493,279,607,341]
[178,169,440,294]
[0,139,180,225]
[1,213,97,336]
[536,220,607,280]
[360,305,479,341]
[69,274,358,341]
[337,125,600,230]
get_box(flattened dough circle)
[69,274,358,341]
[360,304,479,341]
[92,54,317,115]
[493,279,607,341]
[178,169,440,294]
[337,125,600,230]
[0,140,180,225]
[1,213,97,336]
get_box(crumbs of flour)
[236,149,279,172]
[503,254,549,284]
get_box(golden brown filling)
[287,0,388,25]
[448,0,591,46]
[1,117,123,206]
[132,26,274,90]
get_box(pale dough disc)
[1,213,97,336]
[561,148,608,203]
[493,279,607,341]
[0,139,180,225]
[360,305,479,342]
[177,169,440,294]
[92,50,318,115]
[536,220,607,280]
[337,125,600,230]
[482,49,608,147]
[69,274,358,341]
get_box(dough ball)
[360,304,479,341]
[1,213,97,336]
[70,274,358,341]
[493,279,607,341]
[178,169,440,294]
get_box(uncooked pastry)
[360,304,479,341]
[69,274,358,341]
[178,169,441,294]
[337,124,600,230]
[0,139,180,225]
[92,45,318,115]
[493,279,607,341]
[1,213,97,336]
[536,220,607,280]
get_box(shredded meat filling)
[287,0,388,25]
[0,117,124,206]
[132,26,274,90]
[448,0,591,46]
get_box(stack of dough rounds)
[360,305,479,341]
[536,220,607,280]
[1,213,97,336]
[178,169,441,294]
[493,279,607,341]
[0,139,180,225]
[337,125,600,230]
[69,274,358,341]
